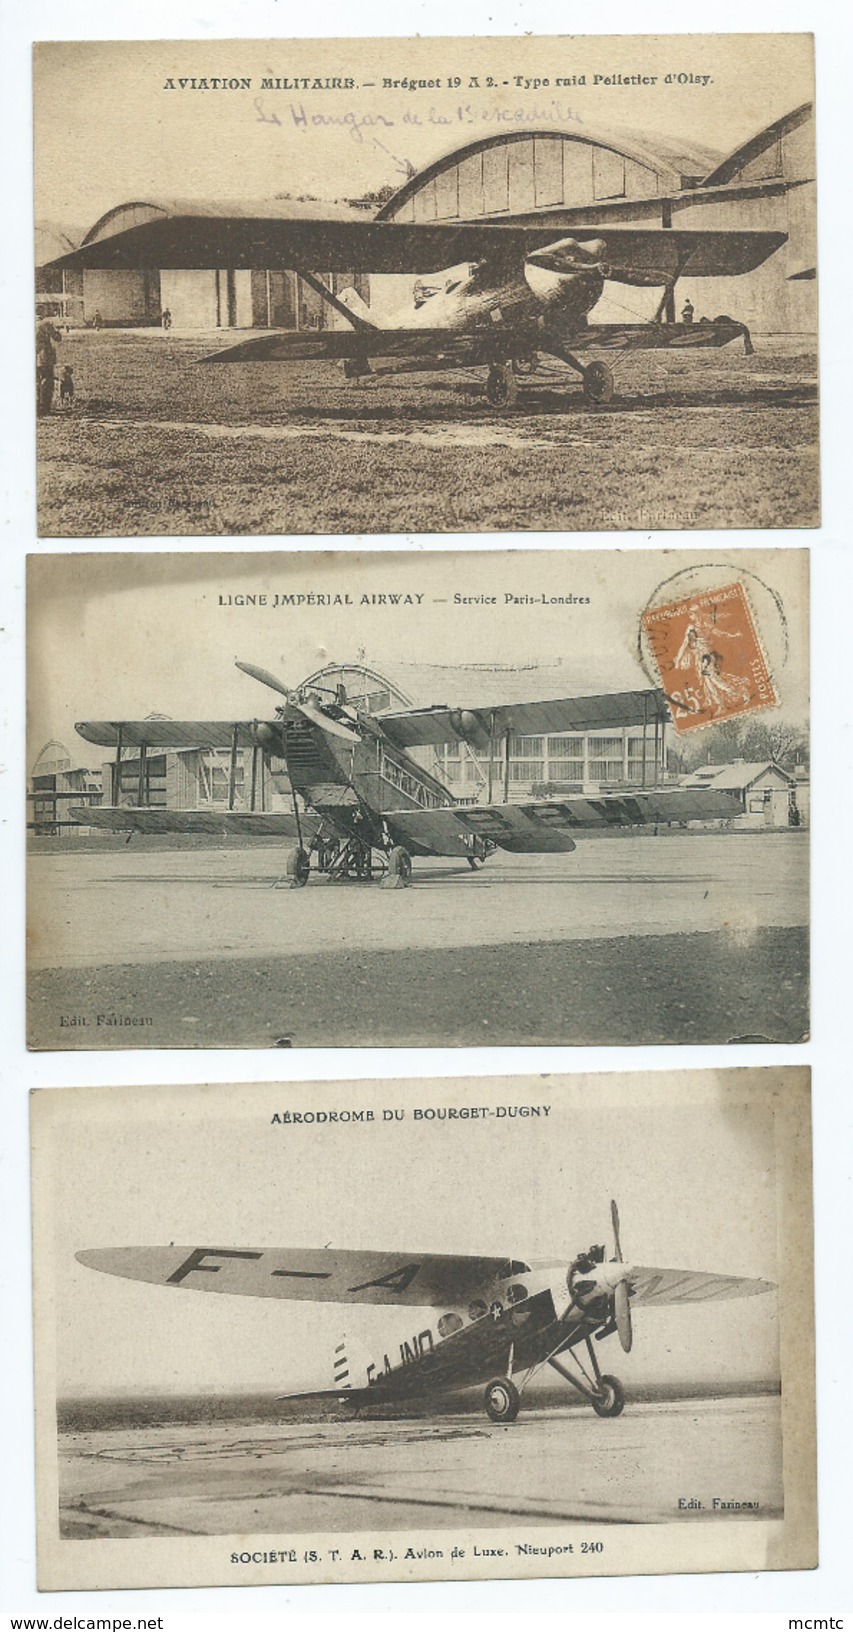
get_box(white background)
[1,0,851,1626]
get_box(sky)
[27,547,808,769]
[33,35,814,233]
[35,1068,792,1398]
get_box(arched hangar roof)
[702,103,813,188]
[81,196,366,246]
[375,124,723,221]
[35,222,80,267]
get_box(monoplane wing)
[67,805,320,841]
[379,689,669,752]
[628,1265,774,1305]
[76,1246,535,1306]
[383,788,740,857]
[47,202,786,281]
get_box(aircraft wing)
[383,788,740,857]
[67,804,320,841]
[379,689,669,751]
[628,1265,775,1305]
[201,329,493,366]
[75,1246,536,1306]
[76,720,263,750]
[47,204,785,281]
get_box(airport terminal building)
[36,103,815,334]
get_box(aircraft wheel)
[485,365,518,409]
[592,1374,625,1417]
[381,844,413,889]
[583,360,615,405]
[285,846,311,887]
[484,1376,521,1423]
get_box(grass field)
[36,329,819,536]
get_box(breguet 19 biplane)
[47,199,786,408]
[71,661,739,890]
[77,1201,773,1424]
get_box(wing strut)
[290,262,375,333]
[111,724,123,806]
[228,724,240,811]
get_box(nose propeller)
[236,659,361,743]
[610,1199,633,1354]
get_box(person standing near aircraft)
[35,314,62,415]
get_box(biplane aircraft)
[77,1201,774,1424]
[71,661,740,889]
[48,200,786,407]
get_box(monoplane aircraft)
[48,199,786,407]
[71,661,739,889]
[77,1201,773,1424]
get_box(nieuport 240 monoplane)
[71,661,739,890]
[77,1201,773,1424]
[49,199,786,408]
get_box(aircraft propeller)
[236,659,361,743]
[610,1198,633,1354]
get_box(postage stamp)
[641,580,779,735]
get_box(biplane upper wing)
[75,1246,536,1306]
[384,788,741,857]
[47,202,786,282]
[378,688,669,750]
[76,720,262,750]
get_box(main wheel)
[583,360,615,405]
[285,846,310,887]
[484,1376,521,1423]
[381,844,413,889]
[485,365,518,409]
[592,1374,625,1417]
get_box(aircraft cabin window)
[468,1299,488,1321]
[506,1283,528,1305]
[498,1259,531,1278]
[438,1312,463,1337]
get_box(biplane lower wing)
[383,788,741,857]
[202,317,752,370]
[67,804,321,841]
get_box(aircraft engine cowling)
[448,709,488,748]
[252,721,284,754]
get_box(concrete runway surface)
[28,832,808,1047]
[58,1396,782,1538]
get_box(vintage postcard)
[31,1068,817,1590]
[26,547,809,1050]
[34,34,817,536]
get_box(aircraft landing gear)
[582,359,615,405]
[381,843,413,889]
[591,1374,625,1418]
[484,364,518,409]
[484,1375,520,1423]
[547,1336,626,1418]
[285,845,311,887]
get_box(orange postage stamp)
[641,580,779,735]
